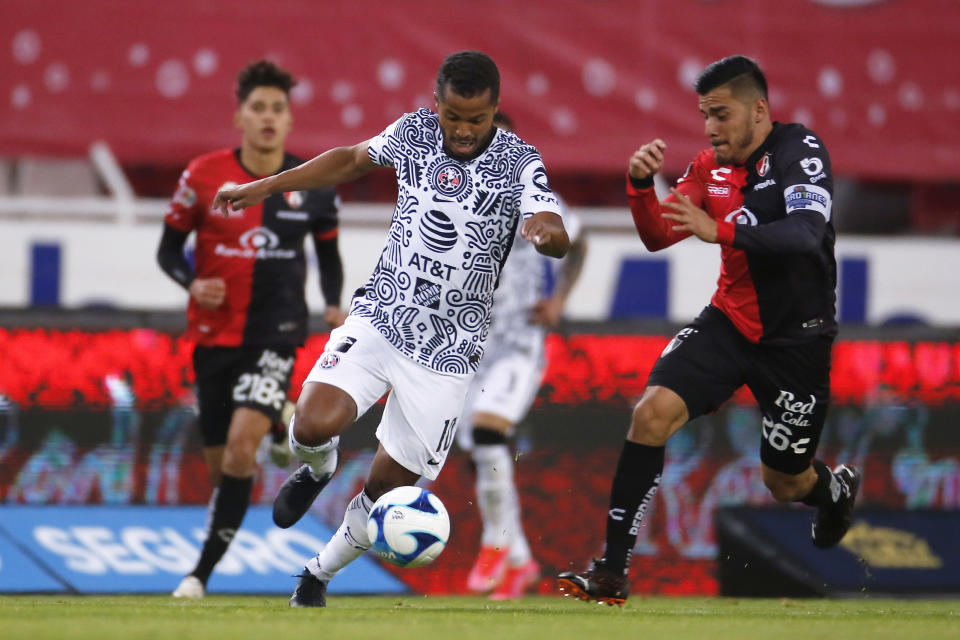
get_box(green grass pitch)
[2,595,958,640]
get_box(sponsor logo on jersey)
[801,157,824,176]
[284,191,306,209]
[277,210,308,221]
[408,252,458,281]
[419,210,458,252]
[723,206,759,226]
[707,183,731,197]
[754,178,776,191]
[429,160,470,199]
[413,277,442,309]
[803,135,821,149]
[318,352,340,369]
[172,175,196,208]
[800,157,828,183]
[756,153,771,177]
[784,183,831,219]
[214,227,296,259]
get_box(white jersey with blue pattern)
[486,208,582,355]
[352,109,562,375]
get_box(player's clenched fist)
[628,139,667,180]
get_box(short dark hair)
[694,55,768,102]
[236,60,296,104]
[493,111,514,131]
[435,50,500,104]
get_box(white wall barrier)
[2,214,959,326]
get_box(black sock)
[800,459,837,507]
[191,474,253,585]
[603,441,664,576]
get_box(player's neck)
[239,145,285,177]
[737,120,774,164]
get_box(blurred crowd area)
[2,0,959,234]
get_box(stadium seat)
[15,157,101,196]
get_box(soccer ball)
[366,486,450,568]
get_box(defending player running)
[558,55,860,606]
[157,60,344,599]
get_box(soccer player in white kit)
[213,51,570,607]
[456,112,588,600]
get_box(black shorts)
[192,345,297,447]
[647,305,832,474]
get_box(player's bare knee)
[221,437,259,476]
[628,402,673,446]
[293,401,350,445]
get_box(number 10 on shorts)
[435,418,458,453]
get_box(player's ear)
[753,97,768,123]
[233,109,242,130]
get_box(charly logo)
[419,210,458,252]
[429,159,470,199]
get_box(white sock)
[306,490,373,582]
[288,415,339,477]
[473,444,516,550]
[507,505,532,566]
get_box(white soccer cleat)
[172,575,205,599]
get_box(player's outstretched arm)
[521,211,570,258]
[212,141,376,214]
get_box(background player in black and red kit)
[156,60,345,599]
[558,55,861,606]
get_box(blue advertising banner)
[0,531,67,593]
[718,507,960,596]
[0,506,408,595]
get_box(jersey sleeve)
[626,155,706,251]
[163,167,203,232]
[516,153,561,219]
[778,129,834,222]
[310,190,340,240]
[727,129,833,254]
[366,115,406,168]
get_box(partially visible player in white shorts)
[458,344,544,445]
[306,316,470,481]
[456,111,588,601]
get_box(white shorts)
[456,343,545,451]
[304,316,472,480]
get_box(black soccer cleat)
[812,464,861,549]
[556,557,629,607]
[273,459,337,529]
[289,569,327,608]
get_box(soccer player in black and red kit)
[557,55,861,606]
[156,60,345,599]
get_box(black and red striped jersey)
[163,148,340,348]
[627,122,837,345]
